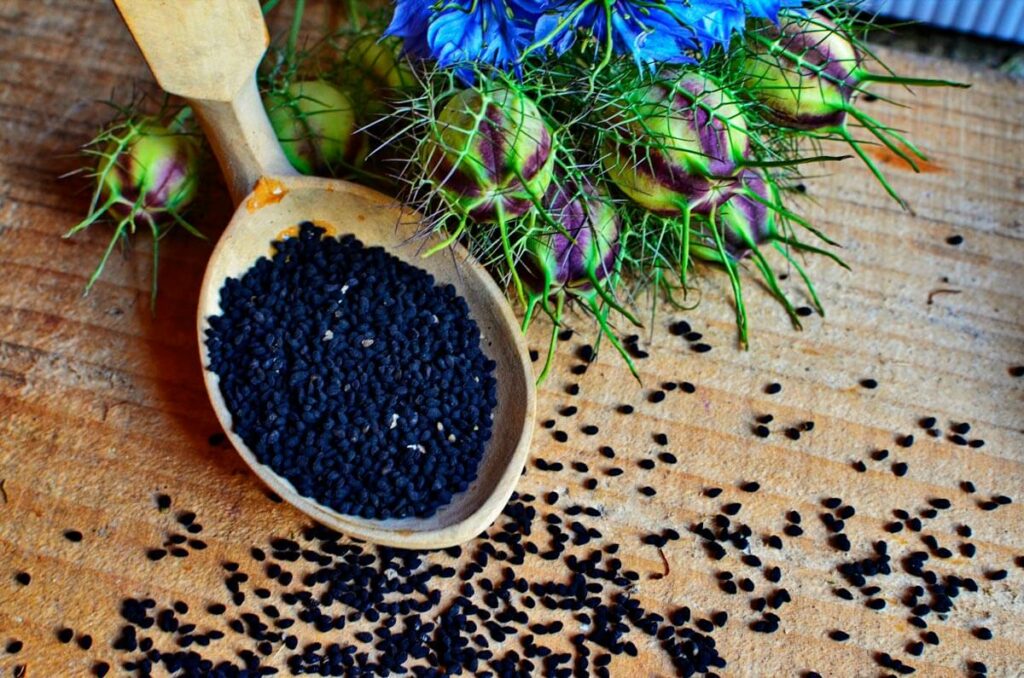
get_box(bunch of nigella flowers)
[320,0,964,378]
[386,0,802,76]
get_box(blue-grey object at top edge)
[860,0,1024,44]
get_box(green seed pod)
[603,72,750,216]
[422,86,554,222]
[742,15,861,131]
[348,36,418,94]
[264,80,361,175]
[97,121,200,219]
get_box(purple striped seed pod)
[422,87,554,223]
[99,122,200,221]
[698,169,779,261]
[603,72,750,217]
[524,179,620,294]
[743,15,861,131]
[264,80,361,176]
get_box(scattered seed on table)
[14,572,30,586]
[63,530,82,542]
[754,425,770,438]
[765,383,782,395]
[892,462,909,477]
[871,449,890,461]
[946,235,963,245]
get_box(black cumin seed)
[669,320,691,336]
[898,435,915,447]
[973,627,992,640]
[566,383,580,396]
[860,379,878,389]
[553,431,569,443]
[63,530,82,542]
[906,641,923,656]
[680,381,696,393]
[961,481,976,493]
[1011,366,1024,377]
[648,391,666,403]
[952,422,971,435]
[765,383,782,394]
[14,572,30,585]
[993,495,1013,505]
[722,503,742,515]
[852,460,867,473]
[978,501,998,511]
[92,662,109,677]
[581,425,599,435]
[784,525,803,537]
[77,635,92,650]
[693,342,712,352]
[146,549,167,561]
[639,486,656,497]
[57,628,73,643]
[740,481,760,493]
[155,494,171,510]
[704,487,723,498]
[892,462,909,477]
[872,449,890,461]
[617,404,634,414]
[985,569,1007,581]
[866,598,886,610]
[767,535,783,549]
[584,479,598,490]
[600,446,615,458]
[823,497,842,509]
[829,630,849,641]
[658,452,677,464]
[6,640,23,653]
[919,417,936,429]
[753,425,770,438]
[653,433,668,445]
[928,498,951,510]
[946,234,963,245]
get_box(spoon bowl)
[115,0,535,549]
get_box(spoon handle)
[112,0,296,205]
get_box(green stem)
[286,0,307,68]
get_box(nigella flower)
[740,0,804,21]
[386,0,543,77]
[534,0,707,67]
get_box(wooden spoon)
[113,0,535,549]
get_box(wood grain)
[1,1,1023,676]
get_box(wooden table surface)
[1,2,1023,676]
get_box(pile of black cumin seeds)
[10,317,1020,677]
[204,223,497,520]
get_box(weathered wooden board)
[1,1,1022,676]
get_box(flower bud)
[603,73,749,216]
[714,169,778,259]
[423,87,553,222]
[743,15,860,130]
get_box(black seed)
[63,530,83,542]
[979,501,999,511]
[993,495,1013,505]
[892,462,909,477]
[946,234,963,245]
[6,640,23,653]
[823,497,842,509]
[679,382,696,393]
[658,452,677,464]
[765,383,782,394]
[866,598,886,610]
[14,572,30,586]
[581,425,599,435]
[722,503,742,516]
[872,449,890,461]
[155,494,171,510]
[740,482,760,493]
[77,634,93,650]
[852,460,867,473]
[653,433,668,445]
[553,430,569,443]
[638,486,656,497]
[669,320,691,336]
[638,459,655,470]
[92,662,110,677]
[704,487,723,498]
[692,343,711,353]
[1010,366,1024,377]
[898,435,915,447]
[648,391,666,403]
[617,404,634,415]
[860,379,878,389]
[784,525,804,537]
[985,569,1007,581]
[146,549,167,561]
[918,417,936,429]
[928,498,951,510]
[753,425,770,438]
[906,641,923,656]
[829,630,850,642]
[600,446,616,458]
[973,627,992,640]
[57,628,73,643]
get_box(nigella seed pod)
[714,169,778,260]
[524,179,620,293]
[98,121,200,220]
[422,87,554,222]
[743,15,861,131]
[264,80,362,176]
[603,72,749,216]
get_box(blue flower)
[740,0,803,21]
[386,0,542,78]
[534,1,703,67]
